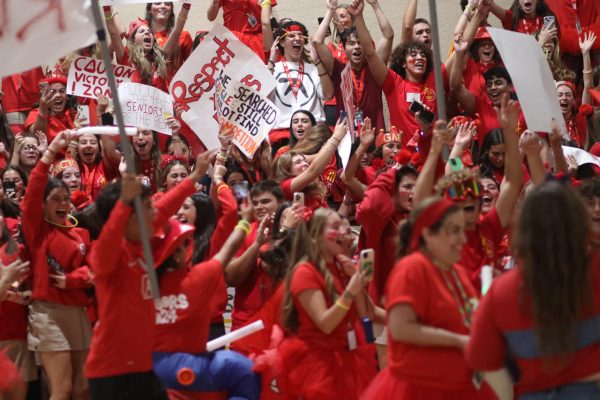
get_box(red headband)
[556,80,576,95]
[409,199,454,251]
[285,24,305,34]
[127,18,149,40]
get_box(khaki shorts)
[0,339,38,381]
[28,301,92,352]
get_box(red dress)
[362,251,488,400]
[256,261,377,400]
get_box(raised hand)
[494,93,521,132]
[326,0,338,11]
[579,31,597,54]
[454,122,476,148]
[190,149,218,182]
[36,131,48,153]
[453,34,469,54]
[519,129,543,155]
[359,117,375,147]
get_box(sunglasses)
[445,177,482,201]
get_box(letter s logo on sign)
[240,75,261,91]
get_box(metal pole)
[427,0,449,160]
[90,0,160,299]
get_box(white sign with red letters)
[67,56,136,100]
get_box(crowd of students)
[1,0,600,399]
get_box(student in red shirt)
[22,131,93,400]
[273,110,317,159]
[72,132,120,201]
[25,76,74,145]
[144,2,193,71]
[272,117,348,210]
[259,208,376,399]
[152,212,260,398]
[362,197,490,400]
[490,0,556,36]
[86,150,215,399]
[467,182,600,398]
[354,0,449,147]
[451,35,526,145]
[1,67,45,134]
[414,99,523,288]
[132,129,162,193]
[104,4,190,92]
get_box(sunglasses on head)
[445,177,482,201]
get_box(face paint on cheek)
[407,58,416,67]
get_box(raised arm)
[367,0,394,64]
[260,0,274,52]
[413,122,450,206]
[224,216,269,287]
[213,200,253,267]
[580,32,597,106]
[163,3,191,60]
[207,0,220,21]
[103,6,125,63]
[519,130,546,186]
[449,35,476,115]
[312,2,337,75]
[444,122,476,175]
[399,0,417,47]
[493,94,524,228]
[353,0,387,86]
[289,118,347,193]
[340,117,375,200]
[489,0,507,24]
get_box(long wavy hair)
[293,125,331,155]
[515,182,592,358]
[126,25,169,84]
[540,36,576,82]
[272,150,326,200]
[230,141,272,183]
[133,130,162,188]
[187,192,217,264]
[478,128,504,177]
[282,208,339,332]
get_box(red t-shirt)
[461,208,506,290]
[280,178,328,210]
[463,58,498,101]
[119,47,168,93]
[381,67,447,147]
[332,60,386,131]
[290,261,359,349]
[565,108,592,148]
[24,108,75,145]
[466,264,600,394]
[474,94,527,145]
[154,259,224,353]
[80,159,117,201]
[1,67,45,113]
[385,251,479,390]
[86,179,196,378]
[324,41,346,107]
[154,29,193,72]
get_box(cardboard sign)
[488,28,566,133]
[118,82,173,135]
[170,24,276,151]
[0,0,96,77]
[562,146,600,167]
[67,56,135,99]
[215,72,279,158]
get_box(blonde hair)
[293,125,331,155]
[282,208,340,332]
[272,151,326,199]
[126,39,169,85]
[230,141,273,182]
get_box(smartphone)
[77,105,91,126]
[360,249,374,280]
[409,100,435,124]
[293,192,305,206]
[339,110,347,121]
[3,180,15,196]
[543,16,555,29]
[232,181,249,202]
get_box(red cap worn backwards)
[153,220,195,269]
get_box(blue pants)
[520,381,600,400]
[153,350,261,400]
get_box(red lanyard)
[521,17,542,35]
[282,61,304,98]
[352,68,366,107]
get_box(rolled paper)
[206,320,264,352]
[76,126,137,136]
[481,265,493,296]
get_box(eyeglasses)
[21,145,37,152]
[445,177,482,201]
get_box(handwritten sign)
[170,24,276,151]
[118,83,173,135]
[67,56,135,99]
[0,0,96,77]
[215,73,279,158]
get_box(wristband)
[238,219,251,228]
[235,222,251,235]
[319,71,328,77]
[583,69,593,74]
[314,60,322,66]
[335,298,351,311]
[103,5,111,12]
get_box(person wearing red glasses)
[413,94,523,289]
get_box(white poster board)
[67,56,136,99]
[118,82,173,135]
[562,146,600,167]
[170,24,276,150]
[488,28,566,133]
[0,0,96,77]
[215,73,279,159]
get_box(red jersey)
[154,259,224,353]
[565,106,593,148]
[24,108,75,145]
[21,161,91,306]
[1,67,45,112]
[386,251,479,390]
[85,178,196,378]
[467,264,600,394]
[381,67,448,147]
[355,168,407,305]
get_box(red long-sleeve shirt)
[85,178,196,379]
[355,168,407,305]
[21,161,92,306]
